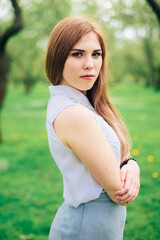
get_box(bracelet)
[120,157,140,169]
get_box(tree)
[144,0,160,88]
[8,0,71,93]
[146,0,160,23]
[0,0,23,142]
[103,0,160,89]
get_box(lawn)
[0,82,160,240]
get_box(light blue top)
[46,85,121,207]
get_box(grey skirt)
[49,192,126,240]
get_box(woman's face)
[60,31,103,95]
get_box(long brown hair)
[45,15,131,162]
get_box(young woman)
[45,15,140,240]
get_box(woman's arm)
[115,161,140,204]
[53,105,124,204]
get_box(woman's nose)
[83,57,94,70]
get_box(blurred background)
[0,0,160,239]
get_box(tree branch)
[146,0,160,23]
[0,0,23,51]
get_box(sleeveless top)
[46,85,121,208]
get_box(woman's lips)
[80,75,95,80]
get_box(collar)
[49,85,94,110]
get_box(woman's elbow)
[104,181,124,204]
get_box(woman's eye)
[92,52,102,57]
[72,52,82,57]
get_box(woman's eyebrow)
[71,49,102,52]
[71,49,85,52]
[93,49,102,52]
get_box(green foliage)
[0,83,160,239]
[1,0,159,91]
[71,0,160,88]
[5,0,72,92]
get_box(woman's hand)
[115,160,140,204]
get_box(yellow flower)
[152,172,159,178]
[13,133,20,141]
[147,155,154,162]
[131,149,139,156]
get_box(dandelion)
[13,133,20,141]
[152,172,159,179]
[131,149,139,156]
[147,155,154,162]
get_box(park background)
[0,0,160,239]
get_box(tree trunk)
[0,51,9,109]
[155,65,160,89]
[0,51,9,142]
[146,0,160,24]
[143,39,156,87]
[0,0,23,142]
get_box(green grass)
[0,82,160,240]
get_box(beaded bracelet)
[120,157,140,169]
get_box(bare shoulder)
[54,105,97,129]
[54,105,100,148]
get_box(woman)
[45,15,140,240]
